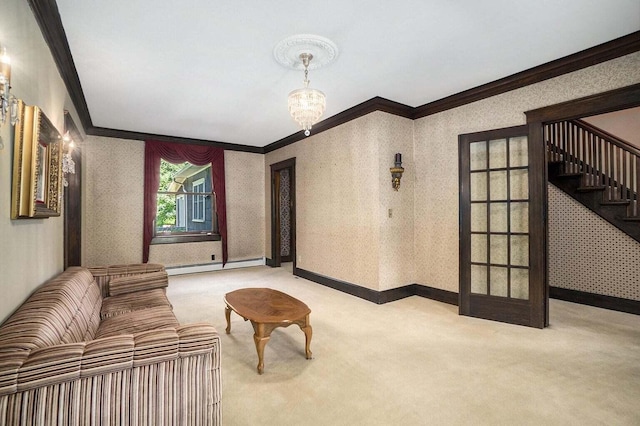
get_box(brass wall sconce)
[0,45,19,150]
[390,152,404,191]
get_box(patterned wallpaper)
[413,52,640,293]
[82,137,145,265]
[265,112,415,291]
[82,140,265,267]
[548,184,640,300]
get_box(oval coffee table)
[224,288,312,374]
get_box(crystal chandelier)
[288,53,325,136]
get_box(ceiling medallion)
[274,35,338,136]
[273,34,339,70]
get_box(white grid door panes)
[469,135,530,300]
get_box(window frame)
[191,178,206,223]
[151,161,220,245]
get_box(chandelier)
[288,53,325,136]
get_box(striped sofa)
[0,264,221,425]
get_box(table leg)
[252,322,270,374]
[299,314,313,359]
[225,305,232,334]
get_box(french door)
[459,125,547,328]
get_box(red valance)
[143,140,227,266]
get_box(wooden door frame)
[269,158,296,268]
[525,83,640,324]
[63,112,82,269]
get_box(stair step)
[557,172,582,178]
[622,216,640,222]
[601,200,630,206]
[576,186,606,192]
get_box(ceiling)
[54,0,640,148]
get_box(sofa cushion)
[95,306,180,339]
[101,288,172,319]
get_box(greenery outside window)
[153,159,219,244]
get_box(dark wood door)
[459,125,547,328]
[270,158,296,268]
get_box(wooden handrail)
[545,119,639,217]
[572,119,640,157]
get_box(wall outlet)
[211,254,215,260]
[388,208,393,218]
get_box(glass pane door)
[460,125,546,328]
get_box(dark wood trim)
[264,97,413,153]
[526,82,640,123]
[414,31,640,119]
[89,127,264,154]
[265,257,276,267]
[27,0,93,131]
[411,284,459,306]
[63,112,82,268]
[550,287,640,316]
[294,267,458,305]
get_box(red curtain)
[143,140,227,266]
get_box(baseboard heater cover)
[165,258,266,276]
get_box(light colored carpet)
[167,265,640,425]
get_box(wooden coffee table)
[224,288,312,374]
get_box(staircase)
[546,119,640,242]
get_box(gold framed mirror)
[11,100,63,219]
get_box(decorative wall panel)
[279,168,291,257]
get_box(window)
[153,159,218,243]
[192,178,205,222]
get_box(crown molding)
[27,0,93,131]
[28,1,639,154]
[88,127,264,153]
[263,97,413,153]
[412,31,640,119]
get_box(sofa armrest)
[177,323,220,357]
[107,270,169,297]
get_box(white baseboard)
[165,258,266,276]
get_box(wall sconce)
[0,45,19,150]
[390,152,404,191]
[62,131,76,187]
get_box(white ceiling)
[55,0,640,148]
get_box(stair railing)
[545,119,639,218]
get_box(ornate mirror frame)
[11,100,63,219]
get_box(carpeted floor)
[167,265,640,425]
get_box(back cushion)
[0,268,103,351]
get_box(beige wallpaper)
[224,151,265,262]
[0,0,82,322]
[413,52,640,293]
[265,112,414,291]
[548,184,640,300]
[82,137,145,265]
[82,138,265,268]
